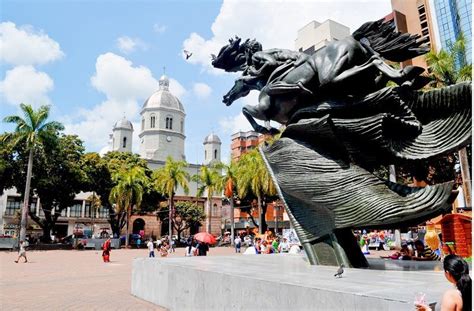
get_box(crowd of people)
[144,236,209,258]
[356,228,447,261]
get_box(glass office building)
[433,0,472,64]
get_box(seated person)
[160,242,169,257]
[383,242,412,260]
[412,240,441,261]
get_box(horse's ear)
[211,54,216,60]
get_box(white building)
[0,73,224,238]
[139,75,186,162]
[111,117,133,153]
[203,133,222,165]
[295,19,350,54]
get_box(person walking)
[415,254,471,311]
[102,237,111,263]
[147,238,155,258]
[14,240,28,263]
[234,235,242,253]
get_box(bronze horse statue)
[212,19,430,135]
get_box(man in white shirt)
[278,237,290,253]
[147,239,155,258]
[234,236,242,253]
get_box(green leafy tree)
[3,104,64,241]
[0,133,16,195]
[216,161,238,243]
[193,165,222,233]
[236,149,276,234]
[157,201,206,241]
[109,166,148,247]
[426,34,471,87]
[425,34,472,206]
[82,151,153,237]
[153,156,190,246]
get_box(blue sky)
[1,0,391,164]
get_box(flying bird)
[184,50,192,60]
[334,264,344,278]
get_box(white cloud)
[63,52,186,152]
[169,78,186,99]
[219,113,253,135]
[0,21,64,66]
[193,82,212,99]
[153,23,167,34]
[91,53,157,100]
[183,0,391,72]
[0,65,54,107]
[116,36,147,54]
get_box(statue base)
[132,254,446,310]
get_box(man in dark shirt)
[197,242,209,256]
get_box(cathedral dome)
[114,117,133,131]
[204,133,221,144]
[143,75,185,112]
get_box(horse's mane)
[352,19,429,62]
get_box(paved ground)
[0,246,237,310]
[0,246,392,310]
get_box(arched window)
[141,118,145,131]
[205,150,207,159]
[150,115,156,128]
[123,137,127,148]
[166,116,173,130]
[180,120,184,133]
[214,149,217,159]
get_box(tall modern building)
[390,0,438,69]
[432,0,472,64]
[230,130,268,161]
[295,19,350,54]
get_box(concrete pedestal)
[132,254,448,311]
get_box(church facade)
[0,75,224,240]
[109,75,224,238]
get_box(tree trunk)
[19,148,34,242]
[169,196,173,247]
[458,148,472,208]
[125,205,131,247]
[207,196,212,233]
[258,195,263,234]
[40,223,52,243]
[230,198,235,246]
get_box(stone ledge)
[132,255,448,311]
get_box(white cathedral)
[106,74,223,234]
[0,74,224,238]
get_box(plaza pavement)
[0,246,391,310]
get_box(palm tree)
[425,34,472,208]
[153,156,190,246]
[216,161,238,244]
[193,165,222,233]
[236,149,276,234]
[3,104,64,242]
[425,34,472,87]
[109,166,148,247]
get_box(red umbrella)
[194,232,216,245]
